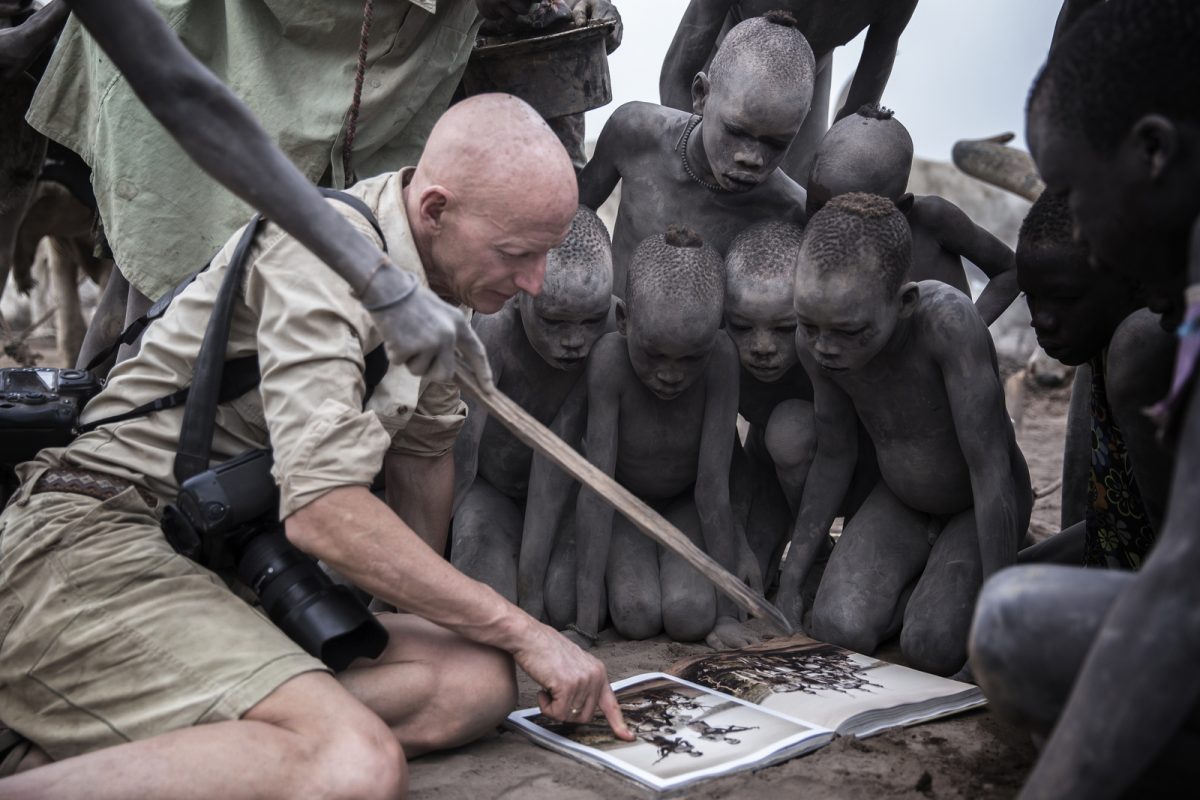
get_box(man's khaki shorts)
[0,471,326,760]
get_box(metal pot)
[462,20,616,119]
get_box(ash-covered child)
[1013,193,1175,569]
[570,226,759,651]
[723,221,876,586]
[776,193,1032,676]
[806,104,1020,325]
[578,11,813,297]
[452,207,615,615]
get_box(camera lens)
[236,531,388,672]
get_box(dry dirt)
[409,377,1073,799]
[5,336,1072,799]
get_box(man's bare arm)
[922,196,1019,325]
[64,0,486,385]
[519,378,589,620]
[659,0,734,111]
[775,352,858,628]
[385,450,455,556]
[935,291,1022,579]
[834,0,918,121]
[287,485,631,737]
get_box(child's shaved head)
[726,220,806,285]
[541,206,614,302]
[802,192,912,296]
[627,225,725,327]
[519,206,614,370]
[1031,0,1200,155]
[623,227,725,398]
[725,220,805,382]
[709,11,816,95]
[807,104,913,216]
[1016,193,1085,264]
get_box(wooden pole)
[457,358,794,636]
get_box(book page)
[670,637,984,734]
[507,673,832,791]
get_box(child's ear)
[615,298,629,335]
[897,281,920,318]
[691,72,711,116]
[1128,113,1178,180]
[894,193,916,216]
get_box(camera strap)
[79,190,390,453]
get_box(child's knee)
[765,400,816,470]
[662,590,716,642]
[968,568,1035,686]
[810,597,884,656]
[900,621,966,677]
[609,590,661,640]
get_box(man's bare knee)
[249,674,406,800]
[438,643,518,750]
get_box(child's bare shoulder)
[587,330,629,373]
[910,194,967,229]
[757,170,809,221]
[472,302,518,364]
[603,101,688,144]
[915,280,990,348]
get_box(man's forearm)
[288,486,532,652]
[385,450,454,554]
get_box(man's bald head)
[408,94,579,314]
[414,93,577,219]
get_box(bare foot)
[705,616,762,650]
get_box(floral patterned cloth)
[1083,354,1157,569]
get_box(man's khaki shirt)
[26,0,482,300]
[46,169,466,518]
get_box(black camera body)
[162,449,388,672]
[0,368,101,466]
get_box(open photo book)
[506,636,986,792]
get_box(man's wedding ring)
[569,707,580,717]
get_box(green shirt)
[27,0,481,300]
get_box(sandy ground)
[3,333,1070,799]
[408,377,1072,799]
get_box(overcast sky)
[585,0,1061,162]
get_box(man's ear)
[691,72,710,116]
[894,193,916,216]
[897,281,920,318]
[418,185,451,231]
[1128,114,1178,181]
[615,297,628,335]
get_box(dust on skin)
[776,193,1031,677]
[806,104,1020,326]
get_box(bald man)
[0,94,631,800]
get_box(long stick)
[457,358,794,636]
